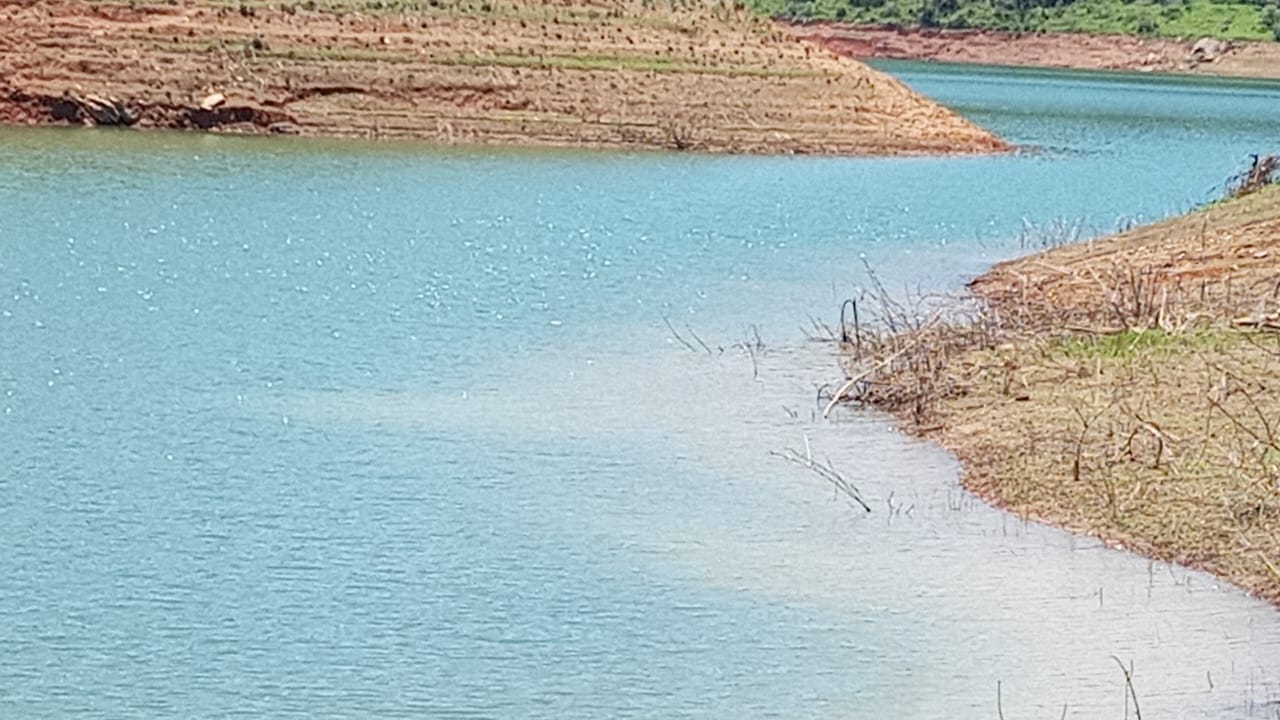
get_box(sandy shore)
[794,24,1280,80]
[0,0,1006,155]
[838,180,1280,606]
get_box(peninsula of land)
[0,0,1006,155]
[842,179,1280,606]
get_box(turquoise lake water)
[3,63,1280,718]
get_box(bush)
[1264,5,1280,37]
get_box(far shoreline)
[866,56,1280,90]
[791,23,1280,81]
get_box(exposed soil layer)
[0,0,1007,155]
[795,23,1280,79]
[838,185,1280,606]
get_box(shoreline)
[792,23,1280,80]
[0,1,1007,156]
[838,181,1280,608]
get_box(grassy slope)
[748,0,1278,41]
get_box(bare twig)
[738,341,760,381]
[840,298,862,359]
[662,315,697,352]
[685,324,714,355]
[1111,657,1143,720]
[822,341,917,418]
[769,445,871,512]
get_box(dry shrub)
[1228,153,1280,198]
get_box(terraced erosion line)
[0,0,1009,154]
[836,184,1280,607]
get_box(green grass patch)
[1053,328,1228,360]
[264,46,415,62]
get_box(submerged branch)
[769,445,871,512]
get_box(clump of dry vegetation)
[829,182,1280,605]
[1228,153,1280,198]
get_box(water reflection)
[281,338,1280,719]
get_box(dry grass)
[834,184,1280,605]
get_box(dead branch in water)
[822,341,919,418]
[685,324,715,355]
[1110,657,1143,720]
[737,339,760,381]
[804,314,841,342]
[662,315,697,352]
[769,443,871,512]
[840,298,863,359]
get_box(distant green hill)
[747,0,1280,40]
